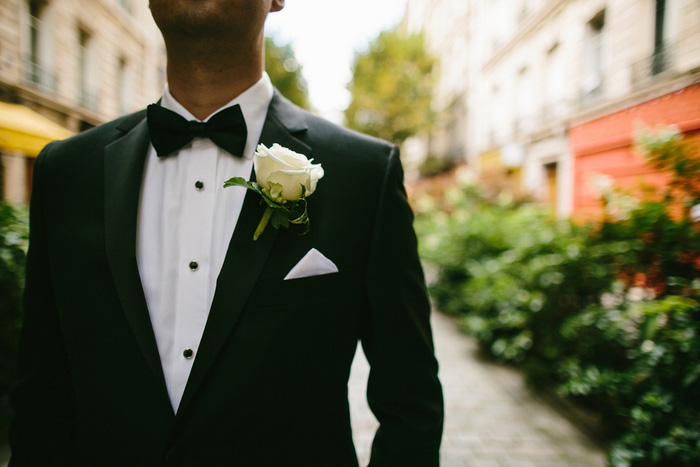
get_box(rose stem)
[253,206,274,241]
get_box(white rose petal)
[308,164,324,193]
[266,169,310,201]
[269,143,308,165]
[253,143,323,201]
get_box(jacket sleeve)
[9,146,76,466]
[361,146,444,466]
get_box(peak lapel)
[104,116,169,398]
[178,93,311,415]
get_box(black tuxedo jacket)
[10,92,443,466]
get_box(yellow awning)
[0,101,74,157]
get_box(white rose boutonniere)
[224,143,324,241]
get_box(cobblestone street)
[349,311,608,466]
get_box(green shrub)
[416,187,615,376]
[562,293,700,465]
[415,126,700,464]
[0,202,28,436]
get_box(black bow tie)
[146,103,247,158]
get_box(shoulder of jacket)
[35,109,147,171]
[50,109,146,151]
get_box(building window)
[77,27,98,111]
[544,43,566,121]
[27,2,40,76]
[516,66,533,134]
[654,0,667,50]
[581,10,605,103]
[117,57,132,115]
[490,0,509,53]
[652,0,672,75]
[631,0,677,84]
[23,0,56,91]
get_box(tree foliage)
[345,29,436,145]
[265,37,310,110]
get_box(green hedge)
[415,128,700,465]
[0,202,28,436]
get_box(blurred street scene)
[2,0,699,465]
[0,0,166,204]
[399,3,700,464]
[398,0,700,214]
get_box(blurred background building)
[3,0,699,218]
[404,0,700,218]
[0,0,165,205]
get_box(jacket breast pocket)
[247,269,361,311]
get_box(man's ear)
[270,0,284,13]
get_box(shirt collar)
[159,73,274,159]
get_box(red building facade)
[570,83,700,219]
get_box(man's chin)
[152,0,252,40]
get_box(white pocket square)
[284,248,339,280]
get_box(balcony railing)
[22,57,57,92]
[78,86,99,111]
[578,81,604,108]
[540,100,570,125]
[498,99,573,141]
[631,43,676,87]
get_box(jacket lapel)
[104,112,169,399]
[178,93,311,414]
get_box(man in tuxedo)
[9,0,443,465]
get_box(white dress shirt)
[136,74,274,412]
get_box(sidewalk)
[349,311,608,466]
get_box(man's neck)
[164,36,264,121]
